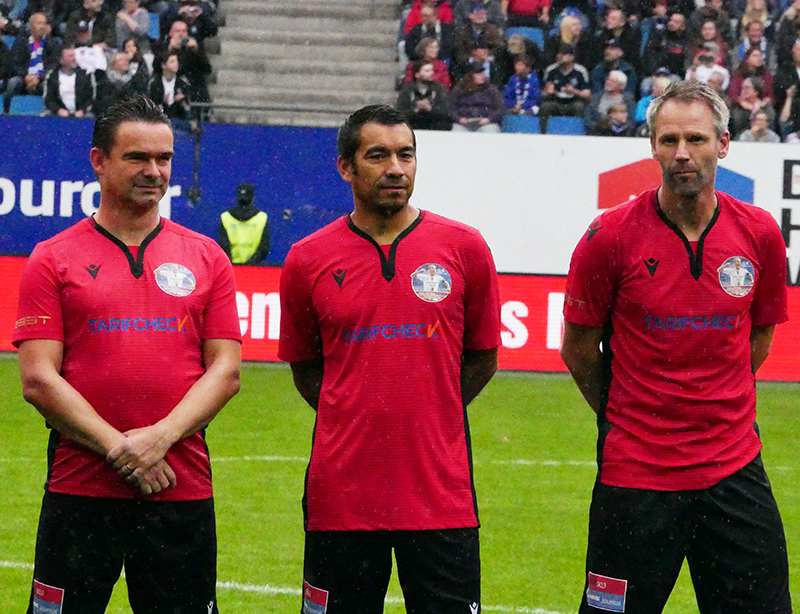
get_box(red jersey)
[564,190,787,491]
[13,217,241,501]
[279,211,501,531]
[507,0,551,15]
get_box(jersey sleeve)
[750,215,788,327]
[278,244,323,363]
[12,244,64,346]
[563,215,620,328]
[201,243,242,341]
[462,232,501,351]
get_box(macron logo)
[86,264,101,279]
[332,269,347,287]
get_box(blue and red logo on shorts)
[302,580,329,614]
[32,580,64,614]
[586,572,627,612]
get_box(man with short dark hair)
[279,104,500,614]
[562,79,791,614]
[405,2,454,62]
[14,95,241,614]
[539,42,590,132]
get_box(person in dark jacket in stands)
[43,46,93,116]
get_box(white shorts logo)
[154,263,196,297]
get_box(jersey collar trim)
[90,216,164,279]
[346,210,424,282]
[654,192,720,281]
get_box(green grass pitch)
[1,353,799,613]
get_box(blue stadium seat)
[148,13,160,40]
[9,96,45,116]
[545,116,585,135]
[502,115,541,134]
[3,35,15,49]
[506,27,544,49]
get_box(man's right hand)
[123,458,177,495]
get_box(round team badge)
[154,263,196,297]
[717,256,755,297]
[411,263,452,303]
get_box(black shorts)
[579,455,791,614]
[27,491,219,614]
[302,527,481,614]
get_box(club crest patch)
[717,256,755,297]
[411,263,452,303]
[302,580,328,614]
[32,580,64,614]
[154,263,196,297]
[586,572,627,612]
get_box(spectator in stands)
[94,49,147,114]
[163,0,216,47]
[638,0,668,55]
[123,34,152,76]
[729,46,774,102]
[452,0,505,26]
[165,17,211,114]
[728,0,781,22]
[590,37,637,95]
[504,32,541,77]
[737,106,781,140]
[775,0,800,72]
[405,36,451,87]
[687,19,730,70]
[450,62,504,131]
[729,75,774,134]
[687,42,731,89]
[595,7,641,74]
[585,69,635,134]
[0,4,20,37]
[594,102,635,136]
[0,0,26,24]
[43,46,93,116]
[406,3,454,63]
[642,11,690,79]
[0,35,7,94]
[737,0,776,44]
[115,0,150,53]
[543,12,594,69]
[539,42,590,132]
[635,73,671,125]
[147,50,190,119]
[396,59,452,130]
[706,72,735,131]
[3,12,58,114]
[452,38,504,85]
[732,19,773,70]
[404,0,453,37]
[453,1,504,64]
[500,0,550,28]
[65,0,116,49]
[689,0,735,47]
[504,54,540,115]
[550,0,596,32]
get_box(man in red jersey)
[562,80,790,614]
[13,96,241,614]
[279,104,501,614]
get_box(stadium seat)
[3,35,15,49]
[506,27,544,49]
[9,96,45,116]
[148,13,160,40]
[545,116,585,135]
[502,115,541,134]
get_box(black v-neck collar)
[347,211,424,281]
[91,216,163,279]
[655,195,720,281]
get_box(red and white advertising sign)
[3,258,799,381]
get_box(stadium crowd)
[394,0,800,140]
[0,0,217,120]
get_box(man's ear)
[89,147,106,176]
[337,156,354,183]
